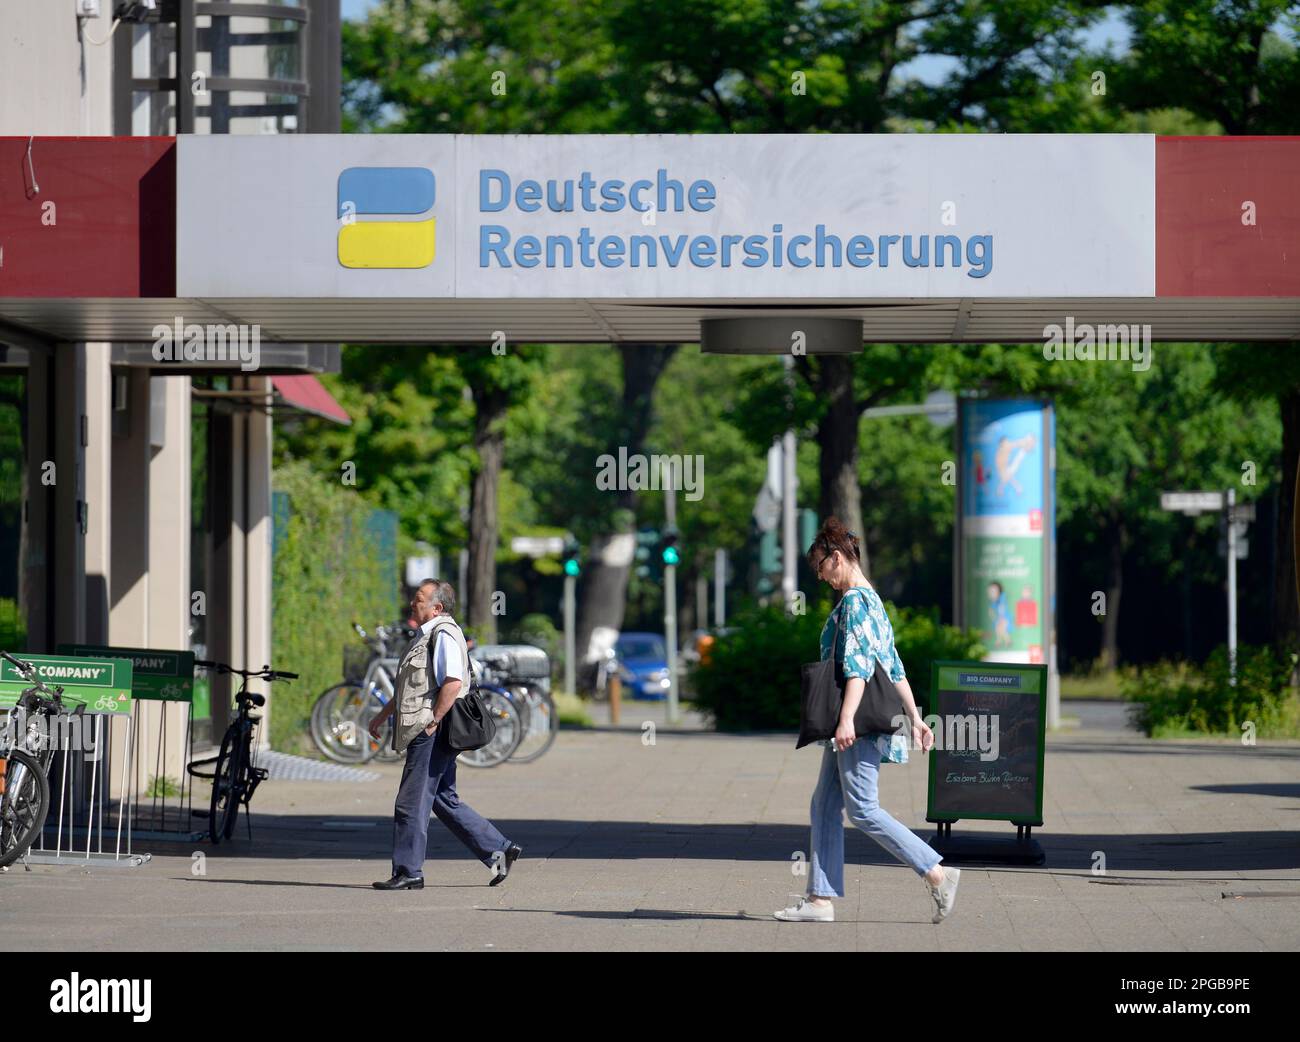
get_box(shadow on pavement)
[141,816,1300,872]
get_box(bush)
[270,461,399,752]
[691,597,985,731]
[1122,643,1300,738]
[0,597,26,652]
[690,600,826,730]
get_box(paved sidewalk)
[2,717,1297,951]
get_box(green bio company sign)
[0,655,134,714]
[60,645,194,703]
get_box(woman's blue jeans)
[807,736,942,898]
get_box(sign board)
[177,134,1155,300]
[0,654,134,714]
[511,536,565,556]
[405,549,439,587]
[956,399,1055,667]
[927,661,1047,826]
[59,645,194,703]
[1160,491,1224,514]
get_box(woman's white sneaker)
[774,896,834,922]
[928,867,961,923]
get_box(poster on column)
[957,399,1054,665]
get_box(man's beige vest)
[391,615,472,754]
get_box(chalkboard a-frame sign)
[926,661,1047,827]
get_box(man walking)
[369,579,522,890]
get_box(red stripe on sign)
[0,137,176,298]
[1156,136,1300,297]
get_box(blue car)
[615,632,671,700]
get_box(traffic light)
[634,528,659,579]
[661,525,680,567]
[562,537,581,577]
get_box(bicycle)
[472,648,558,764]
[0,651,86,869]
[451,681,524,768]
[323,625,524,768]
[310,621,413,764]
[186,660,296,845]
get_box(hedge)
[269,460,398,752]
[1122,643,1300,739]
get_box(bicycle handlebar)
[195,660,296,682]
[0,650,66,700]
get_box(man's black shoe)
[373,872,424,891]
[489,844,522,887]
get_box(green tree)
[1110,1,1300,649]
[273,346,474,548]
[454,345,547,642]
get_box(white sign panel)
[177,134,1155,299]
[511,536,565,556]
[1160,491,1224,513]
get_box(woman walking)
[775,517,961,924]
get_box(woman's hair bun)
[807,514,860,565]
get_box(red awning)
[271,375,350,425]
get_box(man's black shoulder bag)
[434,624,498,752]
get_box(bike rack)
[20,711,152,870]
[58,645,204,845]
[1,652,152,871]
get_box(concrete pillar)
[241,376,274,747]
[105,370,194,796]
[147,375,192,787]
[210,376,275,749]
[109,367,151,644]
[54,348,87,647]
[107,366,152,800]
[84,346,112,645]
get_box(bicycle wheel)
[456,687,523,768]
[208,726,243,844]
[311,682,376,763]
[508,685,558,764]
[0,751,50,868]
[222,736,249,841]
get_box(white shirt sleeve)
[432,631,464,688]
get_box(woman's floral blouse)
[818,585,910,764]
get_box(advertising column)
[956,399,1058,728]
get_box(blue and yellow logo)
[337,167,436,269]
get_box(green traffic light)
[564,559,581,577]
[662,546,680,566]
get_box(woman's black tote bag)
[796,657,907,749]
